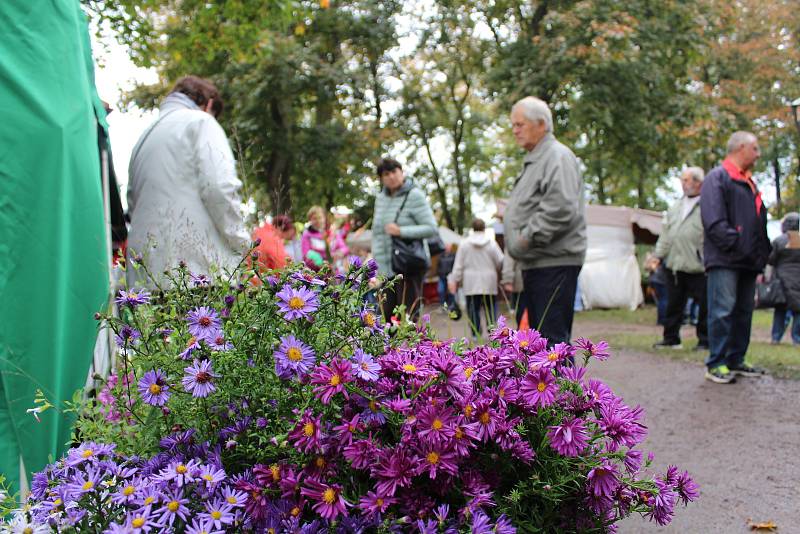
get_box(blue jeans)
[705,268,757,370]
[772,307,800,344]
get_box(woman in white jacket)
[448,218,504,338]
[126,76,249,288]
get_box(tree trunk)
[773,157,782,210]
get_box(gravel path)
[427,309,800,533]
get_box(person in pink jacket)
[301,206,329,270]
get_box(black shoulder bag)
[391,191,431,275]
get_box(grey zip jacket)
[654,197,704,274]
[504,133,587,269]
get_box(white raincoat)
[126,93,249,288]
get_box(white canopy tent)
[579,205,662,310]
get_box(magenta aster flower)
[301,479,350,520]
[332,414,362,447]
[351,349,380,381]
[647,478,677,526]
[547,417,589,457]
[415,445,458,480]
[515,328,545,353]
[358,490,396,516]
[276,284,320,320]
[182,359,220,398]
[623,449,644,473]
[674,470,700,505]
[186,306,221,342]
[575,337,610,361]
[138,369,171,406]
[190,273,211,287]
[115,288,151,307]
[288,411,325,453]
[343,438,378,469]
[416,405,456,445]
[274,335,316,379]
[598,396,647,451]
[472,402,499,443]
[311,358,353,404]
[587,459,620,498]
[519,367,557,408]
[371,446,420,497]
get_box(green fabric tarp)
[0,0,109,490]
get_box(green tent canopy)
[0,0,109,490]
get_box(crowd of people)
[123,75,796,385]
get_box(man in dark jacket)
[701,131,770,384]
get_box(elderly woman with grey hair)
[768,212,800,344]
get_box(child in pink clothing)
[301,206,329,270]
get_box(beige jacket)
[448,232,504,295]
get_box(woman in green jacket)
[371,158,437,321]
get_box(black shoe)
[653,340,683,350]
[729,364,766,377]
[704,367,737,384]
[692,343,709,352]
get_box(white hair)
[683,166,704,183]
[726,131,757,154]
[512,96,553,132]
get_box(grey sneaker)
[653,341,683,350]
[704,366,736,384]
[729,364,766,377]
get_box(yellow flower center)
[322,488,336,504]
[329,374,341,386]
[149,383,162,395]
[287,347,303,362]
[303,422,315,436]
[432,418,443,431]
[122,485,135,496]
[176,464,187,474]
[364,313,375,327]
[402,363,417,372]
[268,529,276,534]
[315,456,326,468]
[499,388,505,398]
[548,352,558,361]
[288,296,305,310]
[202,474,214,481]
[537,381,547,392]
[369,400,378,412]
[520,340,529,348]
[144,496,155,505]
[291,506,301,516]
[81,449,94,458]
[168,500,179,512]
[211,510,222,520]
[465,367,474,379]
[23,528,33,534]
[360,362,370,370]
[227,496,237,505]
[464,405,473,417]
[132,517,145,528]
[187,336,197,348]
[53,498,62,507]
[271,464,281,481]
[82,481,94,491]
[479,412,490,425]
[426,452,440,464]
[455,427,464,439]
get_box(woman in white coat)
[448,218,504,338]
[126,76,249,288]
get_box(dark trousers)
[705,268,757,370]
[522,265,581,345]
[772,307,800,344]
[381,271,424,322]
[662,270,708,346]
[465,294,497,337]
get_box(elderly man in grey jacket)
[504,97,587,345]
[652,167,708,351]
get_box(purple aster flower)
[276,284,320,320]
[494,514,517,533]
[200,499,235,529]
[371,446,420,497]
[416,405,456,445]
[125,508,159,532]
[67,466,103,496]
[186,306,221,342]
[332,414,362,447]
[547,417,589,457]
[182,359,219,398]
[587,458,620,498]
[159,428,196,451]
[301,479,350,520]
[519,367,557,409]
[365,258,378,277]
[358,490,396,516]
[311,358,353,404]
[198,464,227,488]
[290,271,327,287]
[138,369,171,406]
[185,518,224,534]
[222,486,248,508]
[179,336,201,360]
[351,349,380,381]
[674,469,700,505]
[288,411,325,453]
[115,288,151,307]
[343,438,378,469]
[156,489,191,527]
[274,335,316,379]
[208,332,233,351]
[190,273,211,287]
[114,325,141,347]
[65,442,115,467]
[624,449,644,473]
[471,510,493,534]
[417,519,438,534]
[598,396,647,451]
[359,307,382,332]
[574,337,610,361]
[415,445,459,480]
[156,459,200,487]
[647,478,677,526]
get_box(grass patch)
[601,331,800,380]
[577,307,657,326]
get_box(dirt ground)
[426,308,800,533]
